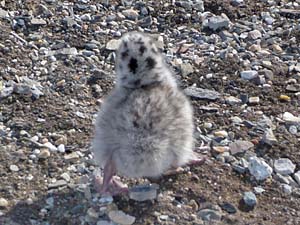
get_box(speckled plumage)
[92,32,194,179]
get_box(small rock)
[225,96,242,105]
[204,16,230,31]
[31,18,47,26]
[279,95,291,101]
[99,196,113,204]
[97,221,115,225]
[0,8,8,18]
[240,70,258,80]
[248,30,262,40]
[60,172,71,182]
[9,165,19,172]
[219,202,237,214]
[106,39,121,51]
[184,86,220,100]
[129,184,159,202]
[248,96,260,104]
[180,63,194,76]
[286,84,300,92]
[274,158,296,175]
[197,208,222,221]
[57,144,65,153]
[87,207,99,220]
[229,140,254,155]
[282,184,292,195]
[214,130,228,138]
[262,128,277,145]
[288,125,297,134]
[122,9,139,20]
[108,210,136,225]
[248,157,273,181]
[293,171,300,186]
[64,152,79,161]
[243,192,257,207]
[48,180,67,189]
[253,186,265,194]
[38,148,51,159]
[283,112,300,124]
[43,142,57,152]
[0,198,9,208]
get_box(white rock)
[57,144,65,153]
[108,210,136,225]
[43,142,57,152]
[204,16,230,31]
[293,171,300,186]
[248,96,260,104]
[60,172,71,182]
[282,184,292,195]
[262,128,277,145]
[240,70,258,80]
[283,112,300,124]
[0,198,9,207]
[274,158,296,175]
[248,30,262,40]
[225,96,242,105]
[106,39,121,50]
[248,157,273,181]
[10,164,19,172]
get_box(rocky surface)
[1,0,300,224]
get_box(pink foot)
[94,159,128,196]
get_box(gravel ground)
[0,0,300,224]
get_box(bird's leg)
[94,159,128,196]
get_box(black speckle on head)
[139,45,146,55]
[119,64,123,70]
[123,41,128,48]
[133,79,141,86]
[121,50,129,59]
[145,57,156,70]
[128,57,138,74]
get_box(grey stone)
[293,171,300,186]
[262,128,277,145]
[282,184,292,195]
[48,180,67,189]
[240,70,258,80]
[108,210,136,225]
[229,140,254,155]
[31,18,47,26]
[197,209,222,221]
[225,96,242,105]
[122,9,139,20]
[286,84,300,92]
[129,184,159,202]
[243,192,257,207]
[0,8,8,18]
[248,157,273,181]
[253,186,265,194]
[106,39,121,51]
[248,30,262,40]
[283,112,300,124]
[204,16,230,31]
[184,86,220,100]
[180,63,194,76]
[274,158,296,175]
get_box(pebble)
[57,144,65,153]
[97,221,115,225]
[240,70,258,80]
[243,192,257,207]
[248,156,273,181]
[43,142,58,152]
[279,95,291,101]
[219,202,237,214]
[9,164,19,172]
[60,172,71,182]
[108,210,136,225]
[184,86,220,100]
[248,96,260,104]
[293,171,300,186]
[197,208,222,221]
[106,39,121,51]
[129,184,159,202]
[282,184,292,195]
[262,128,277,145]
[254,186,265,194]
[248,30,262,40]
[204,16,230,31]
[225,96,242,105]
[64,152,79,161]
[288,125,298,134]
[38,148,51,159]
[229,140,254,155]
[122,9,139,20]
[180,63,194,76]
[274,158,296,175]
[0,198,9,208]
[48,180,67,189]
[31,18,47,26]
[283,112,300,124]
[214,130,228,138]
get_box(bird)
[92,31,203,195]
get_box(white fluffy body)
[92,32,194,178]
